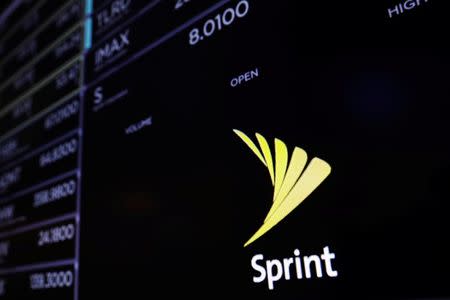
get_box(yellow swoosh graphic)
[233,129,266,166]
[256,133,275,185]
[273,138,288,201]
[265,147,307,222]
[233,130,331,247]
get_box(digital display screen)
[0,0,449,299]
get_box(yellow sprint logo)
[233,130,332,247]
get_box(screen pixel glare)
[0,0,450,299]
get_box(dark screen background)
[1,0,450,299]
[82,0,450,299]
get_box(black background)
[1,0,449,299]
[81,0,450,299]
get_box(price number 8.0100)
[189,0,249,46]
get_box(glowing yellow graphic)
[234,130,332,247]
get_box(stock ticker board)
[0,0,449,299]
